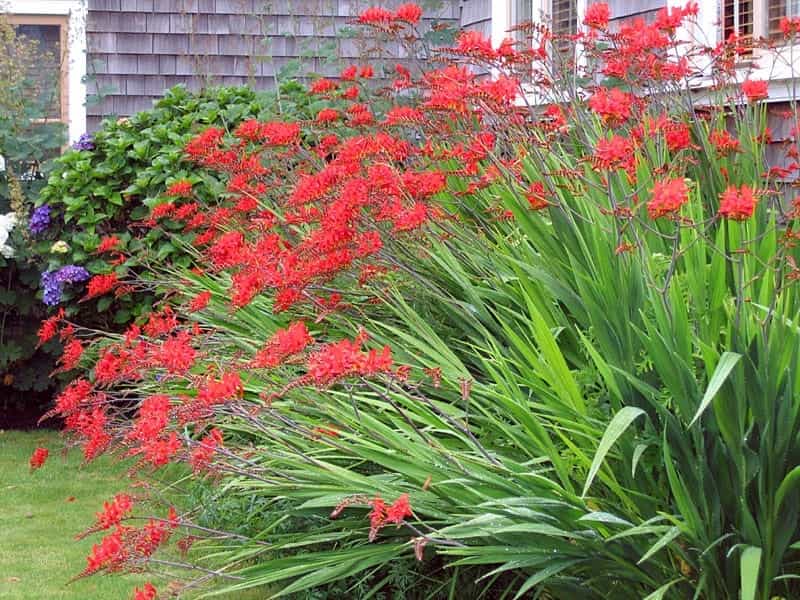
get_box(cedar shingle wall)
[86,0,460,131]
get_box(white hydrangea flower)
[50,240,69,254]
[0,212,17,258]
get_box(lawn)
[0,429,273,600]
[0,429,152,600]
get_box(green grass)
[0,429,273,600]
[0,429,151,599]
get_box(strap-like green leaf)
[583,406,645,497]
[740,545,762,600]
[689,352,741,427]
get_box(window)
[722,0,800,41]
[4,1,87,144]
[551,0,578,36]
[768,0,800,38]
[7,15,69,127]
[511,1,579,37]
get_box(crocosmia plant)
[37,3,800,599]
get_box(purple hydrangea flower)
[40,265,91,306]
[41,270,62,306]
[71,133,95,151]
[55,265,90,284]
[29,204,51,235]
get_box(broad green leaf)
[638,526,681,565]
[775,465,800,514]
[582,406,645,497]
[689,352,741,427]
[643,578,682,600]
[740,545,762,600]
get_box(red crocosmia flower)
[367,495,387,541]
[58,338,84,372]
[647,177,689,219]
[261,121,301,145]
[341,85,360,100]
[37,308,64,346]
[780,16,800,37]
[395,3,423,24]
[233,118,263,141]
[710,129,740,154]
[316,108,340,124]
[30,447,49,471]
[662,120,692,152]
[153,331,196,374]
[653,2,698,31]
[542,104,567,131]
[84,273,118,300]
[185,127,223,161]
[165,180,192,197]
[190,428,223,473]
[76,493,134,538]
[455,30,496,59]
[593,135,637,171]
[309,78,338,94]
[742,79,768,102]
[584,2,610,29]
[252,321,314,368]
[357,6,395,26]
[188,290,211,312]
[340,65,358,80]
[132,582,157,600]
[359,65,374,78]
[719,185,757,220]
[149,202,175,220]
[385,493,412,524]
[587,87,634,124]
[384,106,425,126]
[526,181,549,210]
[347,103,374,126]
[141,431,182,467]
[96,235,122,254]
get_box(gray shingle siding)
[86,0,460,131]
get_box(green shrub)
[32,83,313,328]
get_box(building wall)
[85,0,460,131]
[460,0,490,36]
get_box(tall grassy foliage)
[38,4,800,599]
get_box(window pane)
[768,0,800,38]
[13,24,62,120]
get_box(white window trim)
[5,0,87,143]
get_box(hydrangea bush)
[33,3,800,599]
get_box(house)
[4,1,800,142]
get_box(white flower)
[50,240,69,254]
[0,212,17,258]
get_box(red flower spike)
[132,582,157,600]
[584,2,610,29]
[37,308,64,347]
[357,7,394,27]
[84,273,118,300]
[96,235,122,253]
[29,447,49,471]
[719,185,757,220]
[395,3,422,24]
[647,178,689,219]
[742,79,768,102]
[367,495,387,541]
[386,493,412,524]
[188,290,211,312]
[165,180,193,197]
